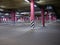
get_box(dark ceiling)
[0,0,60,18]
[0,0,59,9]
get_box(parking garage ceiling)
[0,0,59,9]
[0,0,60,15]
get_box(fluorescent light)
[46,6,53,9]
[5,13,9,15]
[1,16,4,17]
[25,0,29,3]
[0,5,6,8]
[0,13,3,15]
[20,12,29,14]
[34,5,37,7]
[37,1,45,4]
[0,9,4,11]
[16,12,20,14]
[16,15,20,16]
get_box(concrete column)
[41,7,45,27]
[30,0,34,21]
[11,10,15,23]
[51,15,53,21]
[30,0,35,29]
[54,16,57,20]
[53,16,56,21]
[0,17,1,23]
[46,11,49,21]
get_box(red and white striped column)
[30,0,35,29]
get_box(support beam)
[30,0,35,29]
[46,11,49,21]
[30,0,34,21]
[41,7,45,27]
[11,10,15,23]
[51,15,53,21]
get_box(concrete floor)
[0,20,60,45]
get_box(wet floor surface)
[0,20,60,45]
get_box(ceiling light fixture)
[0,5,6,8]
[46,6,53,10]
[34,5,37,7]
[0,9,4,11]
[25,0,29,3]
[37,1,45,4]
[5,13,9,15]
